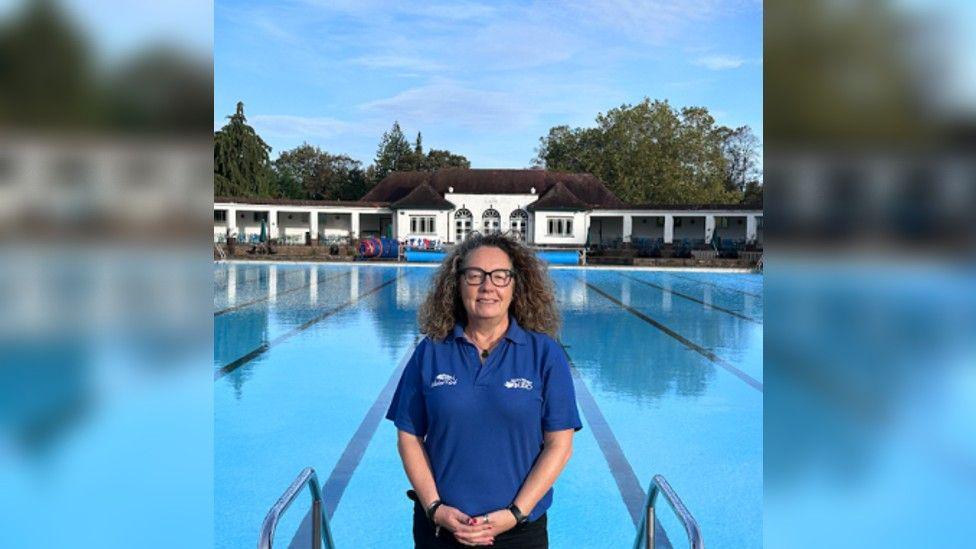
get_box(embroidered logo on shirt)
[431,374,458,388]
[504,378,534,390]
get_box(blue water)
[214,262,763,548]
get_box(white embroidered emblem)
[504,378,534,390]
[431,374,458,388]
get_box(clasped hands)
[432,503,518,546]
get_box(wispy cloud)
[349,55,446,72]
[358,79,535,130]
[249,115,356,139]
[694,54,759,70]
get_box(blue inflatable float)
[358,237,400,259]
[403,248,579,265]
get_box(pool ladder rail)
[257,468,700,549]
[257,467,336,549]
[633,474,704,549]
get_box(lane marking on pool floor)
[286,334,422,547]
[618,272,762,324]
[214,274,405,380]
[582,279,763,392]
[668,272,763,299]
[320,334,422,520]
[214,270,349,317]
[560,343,674,548]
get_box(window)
[455,208,473,241]
[253,212,269,223]
[719,217,730,228]
[410,215,436,234]
[509,209,528,241]
[482,208,500,234]
[214,210,227,222]
[546,216,573,236]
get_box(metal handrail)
[633,474,703,549]
[258,467,336,549]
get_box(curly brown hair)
[418,233,560,340]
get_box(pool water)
[214,262,763,548]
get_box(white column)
[704,215,716,243]
[268,208,279,240]
[227,264,237,305]
[746,215,758,243]
[309,211,319,242]
[622,215,633,243]
[309,265,318,305]
[349,267,359,302]
[663,215,674,244]
[226,207,237,237]
[268,265,278,304]
[351,212,361,239]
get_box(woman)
[386,233,582,548]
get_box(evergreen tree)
[372,121,413,183]
[214,101,274,197]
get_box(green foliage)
[372,121,414,182]
[214,101,274,197]
[372,124,470,181]
[535,98,753,204]
[274,142,369,200]
[424,148,470,170]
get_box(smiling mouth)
[476,298,499,304]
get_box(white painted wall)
[395,209,450,242]
[673,216,707,241]
[444,193,537,243]
[276,210,311,241]
[533,211,588,246]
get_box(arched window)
[454,208,473,241]
[509,209,528,241]
[482,208,500,235]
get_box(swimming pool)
[214,262,763,548]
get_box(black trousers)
[408,491,548,549]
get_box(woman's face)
[459,246,515,323]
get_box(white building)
[214,168,763,248]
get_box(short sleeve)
[385,342,428,437]
[541,341,583,433]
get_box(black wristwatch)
[507,503,528,524]
[426,499,443,523]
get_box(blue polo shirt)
[385,316,582,522]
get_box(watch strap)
[507,503,528,524]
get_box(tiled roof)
[526,181,589,211]
[389,182,455,210]
[214,196,389,208]
[363,168,627,210]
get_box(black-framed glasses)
[459,267,515,287]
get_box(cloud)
[249,115,355,139]
[694,54,757,70]
[349,55,445,72]
[358,80,535,130]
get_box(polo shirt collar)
[451,315,528,345]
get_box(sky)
[215,0,763,168]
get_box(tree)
[372,121,413,182]
[535,98,744,204]
[424,149,470,170]
[274,143,370,200]
[214,101,274,197]
[0,0,97,128]
[720,125,761,196]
